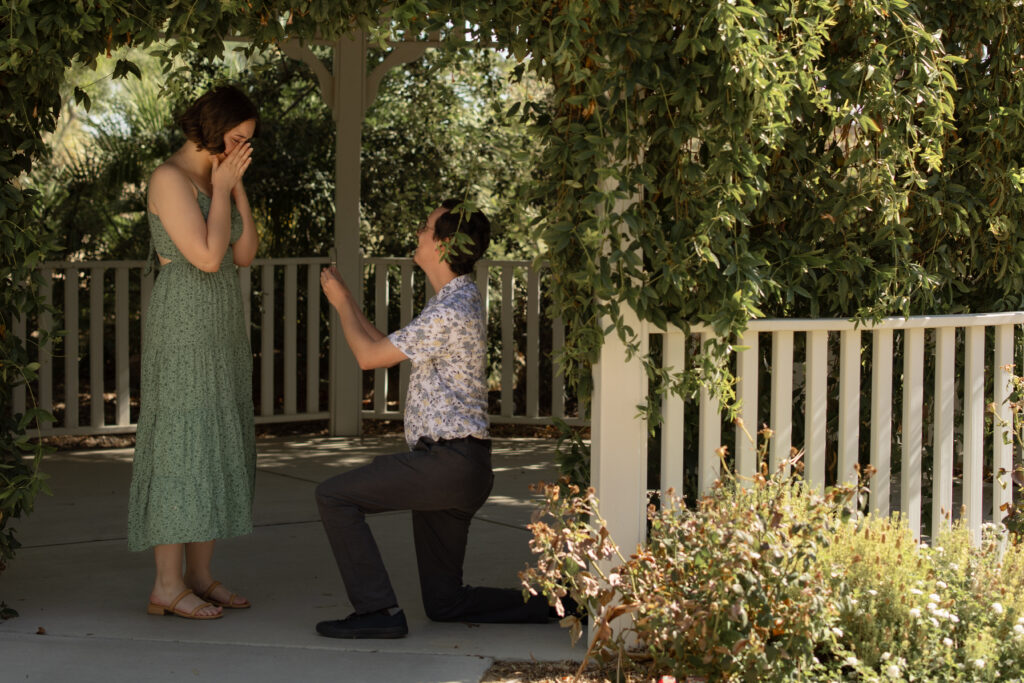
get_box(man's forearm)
[355,307,387,342]
[321,266,407,370]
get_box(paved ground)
[0,435,583,682]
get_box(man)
[315,200,552,638]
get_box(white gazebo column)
[280,35,364,435]
[591,309,648,563]
[590,307,647,648]
[329,34,367,436]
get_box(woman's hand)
[320,266,349,309]
[211,142,252,195]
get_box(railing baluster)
[736,329,758,481]
[374,263,388,416]
[964,325,985,544]
[500,265,514,418]
[770,330,794,478]
[552,317,566,419]
[39,269,53,424]
[805,330,828,492]
[475,260,490,416]
[698,333,721,495]
[994,324,1014,528]
[425,273,435,300]
[933,327,954,536]
[870,329,893,516]
[306,264,320,413]
[526,267,540,419]
[902,328,924,540]
[89,266,104,429]
[661,330,686,507]
[115,266,130,426]
[475,261,489,308]
[838,329,860,487]
[261,263,275,417]
[283,263,298,415]
[239,266,251,333]
[140,267,154,351]
[63,267,78,429]
[399,262,414,411]
[13,313,26,417]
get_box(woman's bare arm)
[231,180,258,267]
[148,143,252,272]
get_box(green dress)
[127,189,256,551]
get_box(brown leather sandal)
[146,589,222,620]
[197,580,251,609]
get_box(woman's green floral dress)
[128,189,256,551]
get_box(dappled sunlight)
[479,495,541,509]
[257,451,378,470]
[491,461,552,474]
[490,440,561,457]
[39,449,135,464]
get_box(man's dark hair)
[178,85,261,154]
[434,199,490,275]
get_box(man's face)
[414,206,449,269]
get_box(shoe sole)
[317,628,407,639]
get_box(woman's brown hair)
[178,85,260,154]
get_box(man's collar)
[436,273,472,300]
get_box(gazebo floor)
[0,434,583,683]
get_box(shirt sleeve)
[388,303,450,364]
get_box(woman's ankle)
[183,570,213,590]
[151,576,187,600]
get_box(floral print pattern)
[388,274,489,448]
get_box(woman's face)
[218,119,257,159]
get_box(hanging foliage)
[437,1,1023,406]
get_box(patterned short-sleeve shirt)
[388,274,489,448]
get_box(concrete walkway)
[0,435,583,682]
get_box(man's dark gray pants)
[315,435,549,623]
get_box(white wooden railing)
[11,256,579,437]
[593,310,1024,557]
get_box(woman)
[128,85,259,620]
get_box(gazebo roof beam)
[365,31,441,114]
[225,34,443,49]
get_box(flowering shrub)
[522,458,858,681]
[523,462,1024,681]
[821,515,1024,681]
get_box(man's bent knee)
[423,597,460,622]
[315,477,356,509]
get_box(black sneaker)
[316,608,408,639]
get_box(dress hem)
[127,525,254,552]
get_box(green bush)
[0,404,52,619]
[523,458,1024,681]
